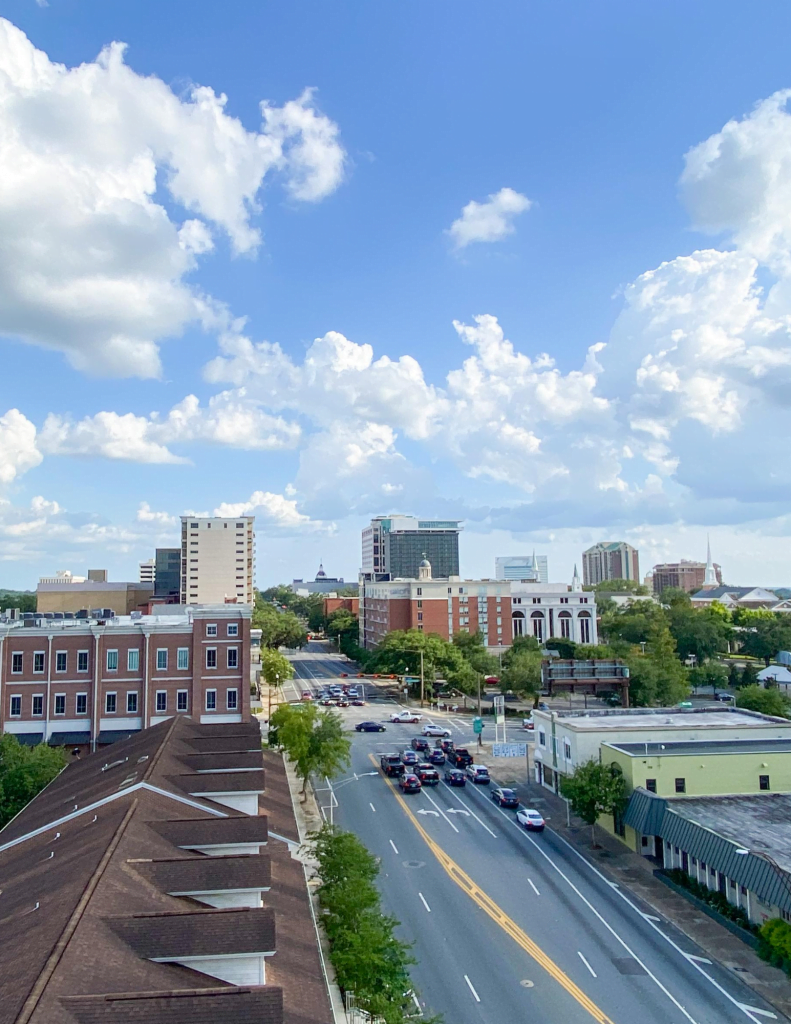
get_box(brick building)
[582,541,640,586]
[0,605,250,750]
[358,557,512,651]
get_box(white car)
[422,723,451,737]
[390,711,423,724]
[516,808,545,832]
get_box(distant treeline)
[0,591,36,613]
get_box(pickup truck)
[449,747,474,768]
[380,753,406,777]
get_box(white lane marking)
[464,974,481,1003]
[687,955,712,965]
[419,891,431,913]
[389,839,399,854]
[369,802,376,813]
[452,718,468,731]
[546,826,776,1024]
[417,809,440,817]
[422,789,460,833]
[442,782,498,838]
[642,913,661,922]
[467,786,700,1024]
[578,951,597,978]
[528,878,540,896]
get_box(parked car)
[411,736,430,752]
[401,750,419,766]
[450,748,473,768]
[351,699,366,707]
[399,773,422,793]
[466,764,490,785]
[516,808,545,832]
[301,690,313,701]
[380,753,405,777]
[443,768,466,786]
[523,715,534,731]
[537,702,550,711]
[390,711,422,724]
[714,692,734,702]
[336,699,350,708]
[422,723,452,738]
[491,786,519,808]
[428,749,446,765]
[348,688,360,698]
[356,721,386,732]
[416,764,440,786]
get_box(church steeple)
[571,564,582,592]
[704,534,718,587]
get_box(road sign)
[472,717,484,734]
[493,695,505,722]
[492,743,528,758]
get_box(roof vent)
[101,757,129,773]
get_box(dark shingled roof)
[173,770,267,795]
[182,734,262,754]
[107,907,276,959]
[148,815,270,849]
[61,986,283,1024]
[133,853,271,895]
[178,751,263,772]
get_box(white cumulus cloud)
[0,408,42,484]
[447,187,531,250]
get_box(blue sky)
[3,1,791,589]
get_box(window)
[33,652,45,673]
[177,648,189,670]
[226,688,238,710]
[156,691,167,713]
[76,693,88,715]
[236,522,244,528]
[76,650,88,673]
[128,649,140,672]
[560,597,569,604]
[156,649,168,671]
[106,649,119,672]
[417,612,423,622]
[563,739,572,760]
[206,624,218,637]
[32,695,43,716]
[105,692,117,714]
[760,774,771,791]
[227,623,238,637]
[417,600,423,609]
[11,652,22,674]
[127,692,139,714]
[54,694,66,716]
[497,616,502,625]
[675,777,686,794]
[191,522,198,528]
[226,647,238,669]
[177,690,188,712]
[447,587,452,594]
[206,648,217,669]
[538,729,546,747]
[9,695,21,717]
[55,651,67,673]
[646,778,657,793]
[533,597,541,605]
[497,626,502,634]
[206,689,217,710]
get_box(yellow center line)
[367,753,617,1024]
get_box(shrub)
[665,869,754,932]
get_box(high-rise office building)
[139,558,156,585]
[582,542,639,586]
[154,547,181,599]
[180,516,255,605]
[361,515,461,580]
[495,554,548,583]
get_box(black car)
[401,750,419,766]
[416,764,440,786]
[399,773,422,793]
[356,721,386,732]
[428,749,446,765]
[411,736,430,752]
[380,753,405,777]
[444,768,466,786]
[491,786,519,808]
[450,748,473,768]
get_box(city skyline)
[2,5,791,589]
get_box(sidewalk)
[479,740,791,1021]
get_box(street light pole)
[420,649,425,709]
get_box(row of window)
[10,646,239,674]
[647,775,771,795]
[8,687,238,717]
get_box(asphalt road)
[290,644,786,1024]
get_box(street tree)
[500,649,542,704]
[742,662,759,687]
[668,605,731,664]
[0,735,66,829]
[367,628,474,693]
[451,631,499,676]
[253,600,307,649]
[545,636,577,660]
[689,660,728,692]
[270,703,351,796]
[736,685,791,719]
[738,616,791,667]
[601,599,666,646]
[560,759,627,847]
[625,622,690,707]
[728,663,743,691]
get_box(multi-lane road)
[289,643,784,1024]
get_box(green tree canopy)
[585,579,650,595]
[270,703,351,795]
[689,660,728,691]
[366,628,476,693]
[451,631,499,676]
[669,605,731,664]
[738,616,791,667]
[253,599,307,649]
[500,649,542,704]
[560,759,627,846]
[260,647,294,688]
[0,735,66,829]
[735,685,791,719]
[0,590,36,613]
[625,622,690,707]
[545,636,577,660]
[601,599,666,646]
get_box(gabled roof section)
[61,986,283,1024]
[147,814,270,850]
[171,771,267,795]
[107,906,276,960]
[132,854,271,895]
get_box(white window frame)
[156,649,168,671]
[55,651,67,673]
[206,623,218,637]
[227,647,238,669]
[126,691,139,714]
[127,649,140,672]
[177,647,189,671]
[32,694,44,717]
[11,652,22,674]
[177,689,189,712]
[226,688,238,711]
[33,651,45,674]
[205,689,217,711]
[76,693,88,716]
[105,692,117,714]
[54,693,66,716]
[9,695,22,717]
[106,650,119,672]
[155,690,167,713]
[538,729,546,747]
[77,650,89,673]
[226,623,238,637]
[206,648,217,669]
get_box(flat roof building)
[361,515,461,580]
[37,575,154,615]
[495,554,548,583]
[180,516,255,606]
[582,542,639,586]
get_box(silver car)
[421,723,452,737]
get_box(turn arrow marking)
[446,808,470,815]
[417,809,440,817]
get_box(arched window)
[558,610,572,639]
[578,610,591,644]
[512,610,525,637]
[530,610,545,642]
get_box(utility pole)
[420,649,425,708]
[477,672,482,717]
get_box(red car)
[399,774,422,793]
